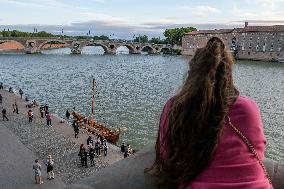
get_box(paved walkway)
[0,121,65,189]
[0,88,124,188]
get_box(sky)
[0,0,284,39]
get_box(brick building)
[182,22,284,62]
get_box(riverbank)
[0,88,123,187]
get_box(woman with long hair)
[149,37,272,188]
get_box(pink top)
[159,96,273,189]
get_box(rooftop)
[186,24,284,35]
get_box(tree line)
[0,30,110,41]
[134,27,197,45]
[1,27,197,45]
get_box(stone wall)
[66,145,284,189]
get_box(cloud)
[180,5,221,16]
[143,18,178,26]
[78,12,128,25]
[0,0,93,10]
[0,0,51,8]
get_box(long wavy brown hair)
[148,37,239,188]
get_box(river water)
[0,48,283,162]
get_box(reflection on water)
[0,52,283,162]
[41,48,71,55]
[81,46,105,55]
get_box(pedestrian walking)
[66,110,70,120]
[44,104,49,116]
[19,88,24,99]
[9,87,13,93]
[40,105,45,118]
[95,140,101,156]
[15,103,19,114]
[73,120,79,138]
[78,144,88,167]
[28,110,33,123]
[33,159,43,184]
[103,141,108,156]
[124,144,132,158]
[0,82,3,89]
[120,142,126,153]
[87,136,93,146]
[46,112,52,127]
[0,94,2,104]
[45,155,55,180]
[2,108,8,121]
[12,103,16,113]
[89,147,96,167]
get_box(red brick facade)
[182,24,284,62]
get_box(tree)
[149,37,167,44]
[164,27,197,45]
[93,35,109,40]
[134,35,148,43]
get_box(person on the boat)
[148,37,272,189]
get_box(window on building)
[256,45,259,51]
[263,43,266,52]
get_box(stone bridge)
[0,37,175,54]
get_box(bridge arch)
[80,43,105,54]
[141,45,155,54]
[94,43,109,53]
[38,40,69,50]
[0,40,25,50]
[116,44,136,54]
[160,47,172,54]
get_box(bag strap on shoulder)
[225,116,272,184]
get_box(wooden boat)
[71,111,120,144]
[71,79,121,144]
